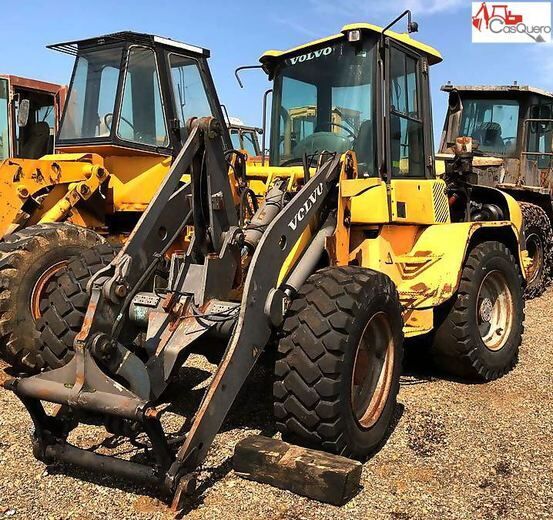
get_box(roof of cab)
[48,31,209,58]
[442,83,553,99]
[260,22,442,67]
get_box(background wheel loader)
[0,74,66,162]
[5,13,527,509]
[228,117,263,158]
[437,83,553,298]
[0,32,234,373]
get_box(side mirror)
[17,99,30,127]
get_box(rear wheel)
[520,202,552,299]
[273,266,403,459]
[36,243,117,371]
[0,223,104,373]
[431,241,524,381]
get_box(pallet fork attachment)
[4,117,343,508]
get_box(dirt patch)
[406,410,447,457]
[0,289,552,519]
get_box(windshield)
[59,45,123,140]
[271,39,376,175]
[459,98,520,155]
[0,79,9,160]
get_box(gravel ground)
[0,290,551,520]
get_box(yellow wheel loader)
[438,84,553,298]
[0,32,232,373]
[5,13,527,509]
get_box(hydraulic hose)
[243,181,287,252]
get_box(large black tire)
[519,202,553,299]
[36,243,117,371]
[0,223,104,373]
[274,266,403,459]
[430,241,524,382]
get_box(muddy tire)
[0,223,104,373]
[273,266,403,459]
[520,202,553,299]
[36,243,117,371]
[431,241,524,382]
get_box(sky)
[2,0,552,146]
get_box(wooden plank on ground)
[233,435,362,506]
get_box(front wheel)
[431,241,524,381]
[0,223,105,373]
[273,266,404,459]
[36,243,117,371]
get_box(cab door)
[384,41,447,224]
[0,78,10,161]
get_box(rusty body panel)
[0,74,66,161]
[0,74,63,95]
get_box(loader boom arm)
[5,116,344,506]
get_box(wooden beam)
[233,435,362,505]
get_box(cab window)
[389,47,425,177]
[0,79,9,160]
[242,131,258,156]
[230,128,258,156]
[118,46,168,147]
[169,54,213,140]
[59,45,123,140]
[526,102,553,169]
[460,98,519,155]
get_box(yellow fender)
[397,219,525,311]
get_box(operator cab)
[52,31,230,156]
[440,84,553,174]
[0,75,63,161]
[228,119,262,157]
[261,23,441,178]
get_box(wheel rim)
[351,312,395,429]
[525,231,543,285]
[30,261,68,321]
[476,270,514,351]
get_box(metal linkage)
[4,116,344,507]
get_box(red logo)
[472,2,524,31]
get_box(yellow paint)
[346,179,390,224]
[333,166,526,338]
[389,178,450,224]
[403,308,434,337]
[0,156,106,237]
[246,164,307,180]
[104,155,175,212]
[350,220,524,313]
[278,224,314,286]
